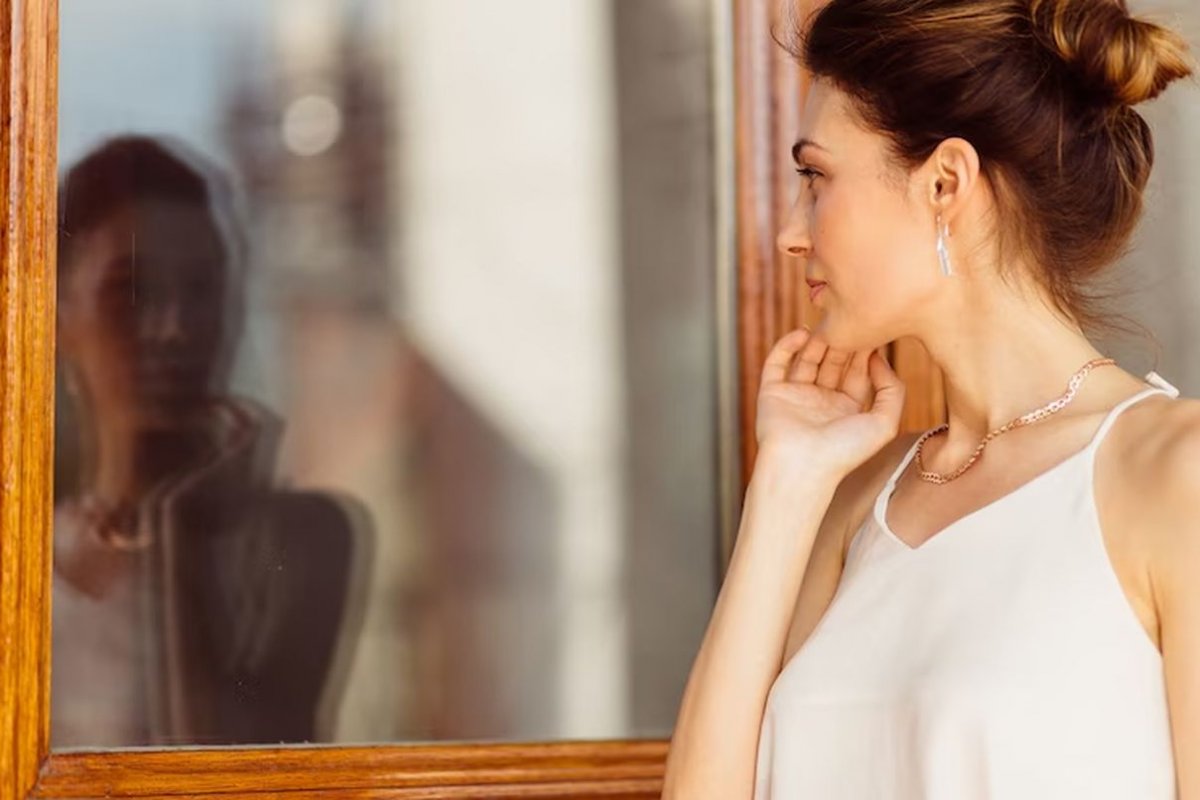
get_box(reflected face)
[58,200,229,427]
[776,79,944,351]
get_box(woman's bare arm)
[659,451,842,799]
[778,432,919,666]
[660,328,905,799]
[1144,408,1200,799]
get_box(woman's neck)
[84,409,215,510]
[914,279,1144,462]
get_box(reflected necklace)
[914,357,1117,484]
[76,492,152,551]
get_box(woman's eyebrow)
[791,138,829,165]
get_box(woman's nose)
[141,298,187,344]
[775,204,811,259]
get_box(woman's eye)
[794,166,821,182]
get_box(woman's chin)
[812,313,841,344]
[810,314,879,354]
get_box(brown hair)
[57,135,238,281]
[782,0,1195,353]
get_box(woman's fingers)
[786,334,828,385]
[760,327,813,388]
[765,331,892,416]
[866,349,905,426]
[841,348,873,408]
[814,346,851,389]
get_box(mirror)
[52,0,731,749]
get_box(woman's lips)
[807,281,827,301]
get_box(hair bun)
[1029,0,1195,106]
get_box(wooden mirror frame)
[0,0,941,797]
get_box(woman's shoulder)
[1106,391,1200,571]
[1114,391,1200,488]
[1116,394,1200,738]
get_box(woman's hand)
[755,326,906,480]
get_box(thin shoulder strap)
[1081,370,1180,455]
[1144,370,1181,398]
[881,434,924,492]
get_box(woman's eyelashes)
[794,166,822,183]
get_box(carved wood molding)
[735,0,805,487]
[0,0,59,797]
[34,741,667,799]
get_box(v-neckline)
[874,443,1091,553]
[873,379,1175,553]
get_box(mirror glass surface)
[52,0,727,748]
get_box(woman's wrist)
[750,441,845,498]
[734,444,842,555]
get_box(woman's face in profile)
[778,78,950,352]
[58,198,229,428]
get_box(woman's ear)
[927,136,980,220]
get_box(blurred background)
[1105,0,1200,386]
[52,0,731,747]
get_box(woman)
[53,135,365,747]
[663,0,1199,797]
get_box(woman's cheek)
[814,191,855,267]
[810,193,831,253]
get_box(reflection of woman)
[666,2,1199,798]
[52,136,365,747]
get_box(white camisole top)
[753,371,1181,799]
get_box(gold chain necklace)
[914,357,1117,484]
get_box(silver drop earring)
[936,213,953,277]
